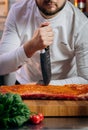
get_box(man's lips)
[44,2,56,7]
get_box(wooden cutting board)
[23,100,88,117]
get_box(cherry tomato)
[38,113,44,121]
[30,114,41,124]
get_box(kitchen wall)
[86,0,88,12]
[0,0,16,38]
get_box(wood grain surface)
[23,100,88,117]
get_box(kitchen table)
[4,117,88,130]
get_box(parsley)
[0,93,30,128]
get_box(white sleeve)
[0,5,28,75]
[50,21,88,85]
[0,5,21,54]
[0,46,28,75]
[50,77,88,85]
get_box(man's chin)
[41,10,59,16]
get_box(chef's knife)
[40,46,51,85]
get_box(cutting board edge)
[23,100,88,117]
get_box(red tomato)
[38,113,44,121]
[30,114,41,124]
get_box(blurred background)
[0,0,19,39]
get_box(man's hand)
[24,22,54,57]
[32,22,54,49]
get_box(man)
[0,0,88,85]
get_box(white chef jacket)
[0,0,88,85]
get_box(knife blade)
[40,46,51,85]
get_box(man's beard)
[36,0,66,16]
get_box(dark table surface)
[3,117,87,130]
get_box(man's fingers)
[42,31,54,37]
[40,22,50,27]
